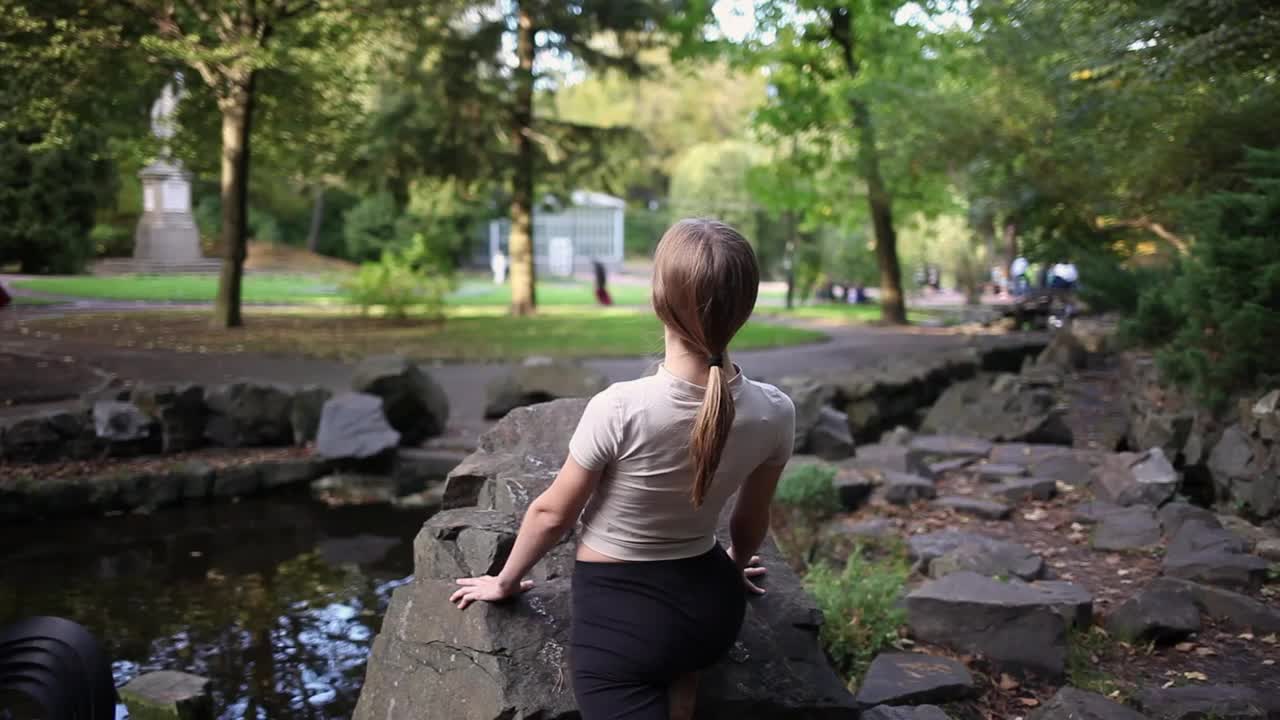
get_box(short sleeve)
[765,391,796,467]
[568,390,620,471]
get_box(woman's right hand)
[727,546,768,595]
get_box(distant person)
[491,252,507,285]
[1050,262,1078,290]
[0,282,10,309]
[853,282,868,304]
[449,219,795,720]
[593,259,612,306]
[1010,256,1029,296]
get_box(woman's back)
[570,364,793,562]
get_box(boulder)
[354,398,860,719]
[1105,586,1200,644]
[203,382,294,447]
[906,571,1070,678]
[908,435,994,464]
[916,532,1045,581]
[1163,519,1269,589]
[289,385,333,445]
[311,473,400,506]
[974,463,1026,482]
[1206,420,1280,520]
[810,407,855,460]
[1030,452,1096,487]
[1215,514,1275,552]
[853,444,912,474]
[1257,538,1280,561]
[352,354,449,445]
[1091,505,1163,552]
[1092,451,1179,508]
[0,411,83,462]
[921,378,1073,446]
[881,471,937,505]
[1074,500,1131,525]
[1036,330,1089,372]
[92,401,156,455]
[1135,685,1271,720]
[1029,687,1151,720]
[926,457,973,477]
[130,383,206,453]
[828,348,981,443]
[1157,502,1219,537]
[314,393,401,460]
[1026,580,1095,628]
[1148,577,1280,634]
[932,496,1012,520]
[483,357,609,420]
[862,706,953,720]
[833,467,877,511]
[991,477,1058,503]
[880,426,915,446]
[853,652,975,708]
[119,670,213,720]
[775,376,834,454]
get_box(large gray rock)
[119,670,213,720]
[906,571,1069,678]
[828,348,982,443]
[1074,500,1131,525]
[908,435,994,464]
[1163,519,1269,589]
[853,652,975,708]
[92,401,154,443]
[1026,580,1095,628]
[1093,450,1180,508]
[1147,577,1280,633]
[921,378,1073,446]
[1029,687,1151,720]
[203,382,294,447]
[1091,505,1163,552]
[852,443,912,473]
[775,376,835,454]
[991,477,1057,502]
[1135,684,1272,720]
[130,383,206,453]
[0,411,83,463]
[1105,586,1200,644]
[1207,418,1280,520]
[354,398,859,719]
[314,393,400,460]
[833,467,877,511]
[1157,502,1219,537]
[289,385,333,445]
[861,706,953,720]
[931,496,1011,520]
[974,463,1027,482]
[881,471,936,505]
[909,531,1045,581]
[810,407,855,460]
[483,357,609,420]
[352,355,449,445]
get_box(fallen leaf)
[999,674,1020,691]
[1183,671,1208,682]
[1175,642,1195,652]
[1023,508,1048,521]
[1162,680,1176,689]
[1117,568,1131,576]
[1263,659,1275,666]
[1195,647,1217,657]
[1238,632,1255,641]
[1262,634,1278,645]
[1018,698,1040,708]
[1070,522,1085,531]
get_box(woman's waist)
[575,525,720,564]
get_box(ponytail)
[690,361,735,507]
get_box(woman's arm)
[726,462,785,593]
[451,455,600,609]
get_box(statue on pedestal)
[133,73,207,267]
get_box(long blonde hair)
[652,219,760,507]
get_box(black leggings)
[570,544,746,720]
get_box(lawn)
[766,301,945,325]
[22,307,826,362]
[13,274,346,305]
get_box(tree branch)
[1096,216,1191,254]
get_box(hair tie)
[707,354,724,368]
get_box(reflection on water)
[0,493,429,719]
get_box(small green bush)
[804,544,911,683]
[343,239,453,320]
[775,462,841,515]
[1076,252,1177,315]
[90,223,133,258]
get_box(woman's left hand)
[450,576,534,609]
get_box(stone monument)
[131,74,212,269]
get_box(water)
[0,493,430,719]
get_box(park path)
[0,311,976,446]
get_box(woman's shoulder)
[743,378,796,419]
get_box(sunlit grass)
[13,274,346,305]
[767,302,944,325]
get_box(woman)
[450,219,795,720]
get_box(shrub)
[775,462,841,515]
[90,223,133,258]
[343,237,454,320]
[804,544,911,683]
[343,192,413,262]
[1076,252,1177,315]
[1123,147,1280,407]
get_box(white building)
[479,190,625,277]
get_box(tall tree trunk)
[1003,217,1019,283]
[783,219,796,311]
[305,185,325,253]
[508,4,537,316]
[830,8,906,325]
[213,73,256,329]
[851,100,907,324]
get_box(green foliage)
[0,128,115,273]
[775,463,841,515]
[343,233,456,321]
[1067,626,1126,699]
[1124,148,1280,406]
[804,544,911,683]
[342,192,414,262]
[89,223,133,258]
[1075,253,1177,315]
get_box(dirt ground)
[0,352,107,407]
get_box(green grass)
[14,274,346,305]
[10,295,63,306]
[24,307,826,362]
[448,280,655,307]
[1067,626,1128,699]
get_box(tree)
[130,0,400,328]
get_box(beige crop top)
[567,364,796,561]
